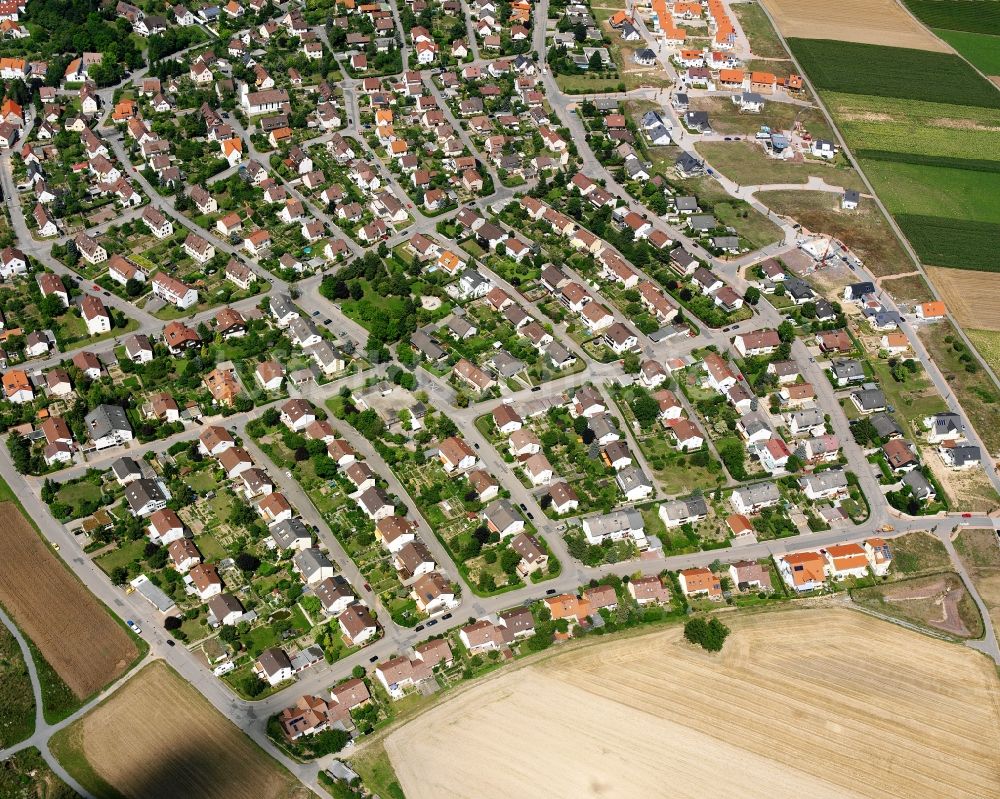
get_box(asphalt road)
[0,2,998,794]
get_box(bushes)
[683,617,730,652]
[716,437,748,481]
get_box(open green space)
[733,1,789,59]
[786,38,1000,107]
[860,160,1000,224]
[919,321,1000,453]
[695,141,865,190]
[95,539,147,576]
[688,96,835,140]
[895,214,1000,271]
[712,201,784,249]
[0,622,34,748]
[902,0,1000,35]
[555,74,625,94]
[0,746,80,799]
[933,29,1000,75]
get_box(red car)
[962,513,972,518]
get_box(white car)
[126,619,142,634]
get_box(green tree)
[683,617,730,652]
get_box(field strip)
[386,609,1000,799]
[0,502,139,700]
[760,0,952,51]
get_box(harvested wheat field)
[386,609,1000,799]
[53,661,310,799]
[927,267,1000,331]
[759,0,951,51]
[0,501,137,698]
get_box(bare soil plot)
[756,189,914,276]
[52,661,311,799]
[922,447,1000,514]
[854,572,983,638]
[386,609,1000,799]
[0,502,138,699]
[954,527,1000,635]
[759,0,952,52]
[926,267,1000,331]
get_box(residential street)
[0,0,998,794]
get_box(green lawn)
[194,532,228,561]
[56,480,103,517]
[349,741,406,799]
[712,201,784,249]
[555,73,624,94]
[340,279,413,334]
[187,470,220,493]
[95,539,146,576]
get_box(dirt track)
[0,502,137,698]
[760,0,952,52]
[387,609,1000,798]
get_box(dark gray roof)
[902,470,934,499]
[123,478,167,513]
[871,412,903,439]
[85,403,131,439]
[270,518,311,550]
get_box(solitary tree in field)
[683,617,730,652]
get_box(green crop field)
[934,29,1000,75]
[896,214,1000,270]
[825,94,1000,163]
[903,0,1000,35]
[786,39,1000,108]
[860,160,1000,224]
[855,151,1000,173]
